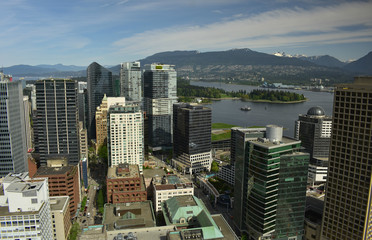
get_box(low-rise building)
[162,195,238,240]
[0,172,53,240]
[217,164,235,186]
[103,201,156,232]
[33,161,80,218]
[106,164,147,204]
[50,196,71,240]
[151,175,194,212]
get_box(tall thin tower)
[0,72,27,176]
[87,62,113,140]
[120,62,142,103]
[143,63,177,150]
[321,77,372,239]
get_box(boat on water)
[240,106,251,111]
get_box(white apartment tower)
[0,172,53,240]
[107,103,144,172]
[120,62,142,103]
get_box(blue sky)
[1,0,372,66]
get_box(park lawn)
[212,130,231,141]
[212,123,239,129]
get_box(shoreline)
[188,97,308,104]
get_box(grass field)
[211,130,231,141]
[212,123,239,129]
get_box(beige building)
[321,77,372,239]
[95,95,125,153]
[50,196,71,240]
[151,175,194,212]
[79,121,88,158]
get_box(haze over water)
[191,81,334,138]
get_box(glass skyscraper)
[0,73,28,177]
[173,103,212,173]
[144,64,177,150]
[87,62,113,139]
[233,125,309,240]
[120,62,142,103]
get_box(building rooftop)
[103,201,156,231]
[50,196,69,212]
[250,136,300,149]
[153,175,193,191]
[34,165,74,176]
[162,196,225,239]
[107,164,140,179]
[307,106,325,116]
[0,202,44,216]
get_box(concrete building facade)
[33,163,80,218]
[107,104,144,172]
[295,106,332,185]
[50,196,71,240]
[321,77,372,240]
[0,73,28,177]
[95,96,126,153]
[151,175,194,212]
[106,164,147,204]
[35,79,80,165]
[0,173,53,240]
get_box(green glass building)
[233,125,309,240]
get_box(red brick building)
[106,164,147,204]
[33,165,80,218]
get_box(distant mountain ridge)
[343,51,372,74]
[3,49,371,84]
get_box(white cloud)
[113,1,372,59]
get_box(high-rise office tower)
[87,62,113,140]
[172,103,212,173]
[95,95,126,153]
[120,62,142,103]
[35,79,80,165]
[144,63,177,150]
[321,77,372,240]
[234,125,309,240]
[77,81,88,128]
[295,106,332,184]
[107,103,144,172]
[0,72,28,177]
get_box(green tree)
[96,189,105,214]
[211,161,219,173]
[98,145,108,164]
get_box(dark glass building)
[173,103,212,173]
[143,64,177,150]
[295,106,332,184]
[87,62,113,139]
[35,79,80,165]
[233,125,309,240]
[321,77,372,239]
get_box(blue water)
[191,81,334,138]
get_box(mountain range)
[3,49,371,85]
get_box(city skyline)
[1,0,372,67]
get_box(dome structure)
[307,106,325,116]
